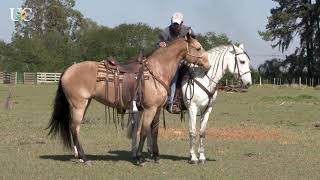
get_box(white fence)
[36,72,61,84]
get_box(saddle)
[106,58,142,73]
[97,51,148,113]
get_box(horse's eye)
[196,47,201,51]
[240,60,245,64]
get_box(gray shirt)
[159,24,196,44]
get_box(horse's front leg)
[188,103,198,164]
[151,107,161,163]
[129,111,153,159]
[198,106,213,164]
[136,107,157,166]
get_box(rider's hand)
[159,42,167,48]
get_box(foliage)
[259,0,320,81]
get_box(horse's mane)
[146,38,186,58]
[207,45,232,53]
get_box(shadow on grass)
[39,150,217,164]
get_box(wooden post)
[259,76,262,86]
[305,78,307,86]
[299,77,301,88]
[273,78,276,85]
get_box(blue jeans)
[168,70,179,104]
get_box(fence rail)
[0,72,3,84]
[0,71,319,88]
[23,72,35,84]
[36,72,61,84]
[0,72,18,84]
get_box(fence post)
[299,77,301,88]
[259,76,262,86]
[305,78,307,86]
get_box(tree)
[15,0,85,40]
[259,0,320,78]
[197,32,231,50]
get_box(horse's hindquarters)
[61,61,98,108]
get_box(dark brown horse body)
[47,32,210,166]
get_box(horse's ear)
[239,44,245,50]
[185,28,192,42]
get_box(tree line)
[0,0,231,72]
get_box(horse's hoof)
[136,156,145,166]
[199,159,206,164]
[136,160,145,167]
[84,160,92,166]
[79,159,84,163]
[148,149,153,158]
[154,156,160,164]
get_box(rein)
[185,45,251,115]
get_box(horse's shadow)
[39,150,216,164]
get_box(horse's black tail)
[47,73,73,149]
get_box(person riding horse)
[158,12,196,113]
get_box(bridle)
[232,45,251,83]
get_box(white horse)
[128,44,252,163]
[182,44,252,164]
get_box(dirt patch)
[159,127,283,140]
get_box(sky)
[0,0,299,68]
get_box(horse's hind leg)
[130,112,142,158]
[70,99,91,165]
[198,106,212,164]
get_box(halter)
[232,45,251,82]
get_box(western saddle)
[97,51,147,114]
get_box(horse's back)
[61,61,98,101]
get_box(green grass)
[1,84,320,179]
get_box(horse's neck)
[148,41,186,85]
[203,47,230,90]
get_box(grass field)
[0,84,320,180]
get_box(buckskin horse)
[47,30,211,166]
[129,44,252,164]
